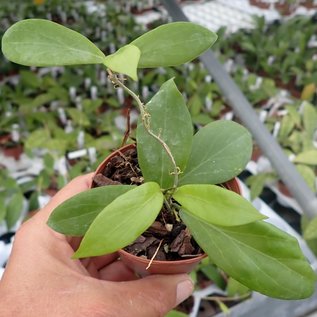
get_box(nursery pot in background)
[91,143,241,276]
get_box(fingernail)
[176,279,194,305]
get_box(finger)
[103,274,194,317]
[80,254,119,276]
[90,253,119,270]
[98,261,137,281]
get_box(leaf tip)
[71,253,80,260]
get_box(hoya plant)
[2,19,315,300]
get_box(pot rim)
[118,248,207,265]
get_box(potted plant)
[2,19,316,300]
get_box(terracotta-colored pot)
[3,144,23,160]
[277,181,292,198]
[92,143,241,276]
[118,249,206,276]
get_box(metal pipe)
[162,0,317,219]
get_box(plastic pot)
[91,143,241,276]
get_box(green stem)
[164,198,180,221]
[202,292,251,302]
[107,70,179,190]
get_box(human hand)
[0,174,193,317]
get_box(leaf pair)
[137,79,252,189]
[48,183,264,256]
[48,183,163,258]
[2,19,217,81]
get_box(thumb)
[109,274,194,317]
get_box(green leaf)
[285,105,301,127]
[47,185,134,236]
[104,44,140,81]
[74,182,164,258]
[294,150,317,165]
[165,311,188,317]
[199,263,226,289]
[137,79,193,189]
[181,211,316,299]
[288,130,302,153]
[304,216,317,240]
[82,99,103,113]
[188,94,202,116]
[246,173,276,201]
[43,153,55,174]
[2,19,106,66]
[31,93,55,107]
[20,70,41,88]
[217,301,230,314]
[303,102,317,138]
[301,83,316,101]
[180,120,252,185]
[6,192,24,229]
[278,115,295,143]
[173,184,265,226]
[131,22,217,68]
[0,197,7,223]
[67,108,90,127]
[296,164,316,192]
[25,129,52,151]
[226,277,250,296]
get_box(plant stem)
[107,70,179,190]
[202,292,251,302]
[164,198,180,221]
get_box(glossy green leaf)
[74,182,164,258]
[131,22,217,68]
[104,44,140,81]
[2,19,106,66]
[180,120,252,185]
[181,211,316,299]
[47,185,134,236]
[294,150,317,165]
[137,79,193,189]
[173,184,265,226]
[6,192,24,230]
